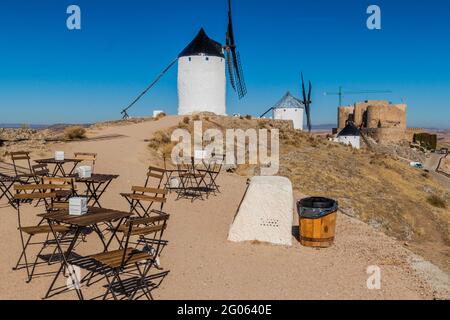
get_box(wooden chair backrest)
[131,186,167,204]
[120,213,170,268]
[74,152,97,162]
[32,164,50,178]
[74,152,97,172]
[41,177,76,192]
[48,201,69,211]
[10,151,32,175]
[13,184,56,201]
[145,166,165,189]
[209,155,224,174]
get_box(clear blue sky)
[1,0,449,128]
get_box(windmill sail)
[301,72,312,132]
[225,0,247,99]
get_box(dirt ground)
[0,116,449,300]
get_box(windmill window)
[205,57,209,61]
[189,57,191,62]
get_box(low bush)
[154,112,166,120]
[427,195,447,209]
[64,126,86,140]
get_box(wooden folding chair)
[120,166,167,217]
[197,154,224,196]
[121,187,167,218]
[176,160,206,201]
[12,184,73,283]
[10,151,36,183]
[75,213,170,300]
[41,176,77,201]
[74,152,97,172]
[162,155,188,192]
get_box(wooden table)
[39,207,132,300]
[35,158,82,177]
[75,174,119,208]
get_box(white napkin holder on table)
[69,197,88,216]
[194,149,209,160]
[77,166,92,178]
[55,151,65,161]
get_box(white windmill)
[121,0,246,119]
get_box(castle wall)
[366,104,407,129]
[338,106,354,129]
[362,128,406,143]
[355,100,390,127]
[337,101,408,145]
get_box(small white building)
[272,92,304,130]
[333,122,361,149]
[178,28,226,116]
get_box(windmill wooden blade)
[301,72,313,132]
[232,50,247,99]
[226,49,236,91]
[308,81,312,103]
[226,0,247,99]
[301,72,307,102]
[307,80,312,132]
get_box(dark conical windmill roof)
[337,122,360,137]
[178,28,224,58]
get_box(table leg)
[68,163,78,176]
[45,223,84,300]
[58,164,66,177]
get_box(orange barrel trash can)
[297,197,338,248]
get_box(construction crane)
[324,86,392,106]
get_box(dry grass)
[64,126,86,140]
[146,116,450,272]
[147,130,175,158]
[154,112,166,121]
[427,195,448,209]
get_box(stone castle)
[336,100,420,144]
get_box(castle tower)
[177,28,226,116]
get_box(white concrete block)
[228,176,294,246]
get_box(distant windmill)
[259,72,312,132]
[301,72,312,132]
[120,0,246,119]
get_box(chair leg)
[13,233,32,270]
[17,230,31,281]
[27,235,50,283]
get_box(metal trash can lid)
[297,197,338,219]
